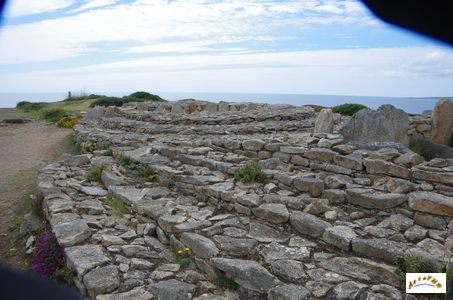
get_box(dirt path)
[0,115,72,267]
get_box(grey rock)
[242,139,265,151]
[252,203,289,224]
[431,98,453,145]
[213,235,257,256]
[20,212,45,236]
[79,199,106,215]
[260,242,310,263]
[65,244,110,276]
[332,281,367,300]
[53,219,91,246]
[246,222,288,243]
[364,159,411,179]
[101,170,127,187]
[210,258,280,293]
[404,225,427,242]
[63,154,90,167]
[96,287,153,300]
[413,212,447,230]
[377,214,413,232]
[304,148,336,162]
[290,211,331,238]
[408,191,453,217]
[333,154,363,171]
[269,260,307,282]
[322,226,357,251]
[340,105,410,145]
[293,177,324,197]
[84,265,120,298]
[352,238,408,262]
[268,284,312,300]
[180,232,219,258]
[81,186,108,197]
[148,279,196,300]
[346,188,406,209]
[385,177,416,194]
[313,109,333,134]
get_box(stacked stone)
[37,101,452,300]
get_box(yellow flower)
[185,247,190,251]
[177,250,183,254]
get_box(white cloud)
[2,47,452,97]
[70,0,119,13]
[0,0,375,64]
[4,0,77,17]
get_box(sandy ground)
[0,117,71,267]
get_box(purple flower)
[29,231,66,279]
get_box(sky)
[0,0,452,97]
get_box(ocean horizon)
[0,92,448,115]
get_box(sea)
[0,92,447,115]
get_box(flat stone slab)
[211,258,281,293]
[408,191,453,217]
[251,203,289,224]
[148,279,196,300]
[246,222,288,243]
[213,235,257,256]
[97,287,153,300]
[346,188,407,209]
[53,219,91,246]
[180,232,219,258]
[65,244,110,276]
[259,242,310,263]
[290,211,331,238]
[83,265,120,298]
[81,186,108,196]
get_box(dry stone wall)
[37,101,452,300]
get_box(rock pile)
[37,100,452,299]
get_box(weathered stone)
[413,212,447,230]
[385,177,416,194]
[180,232,219,258]
[346,188,406,209]
[96,287,153,300]
[54,219,91,246]
[293,177,324,197]
[394,152,424,166]
[269,260,307,282]
[213,235,257,256]
[84,265,120,298]
[352,238,408,262]
[81,186,108,197]
[324,174,352,189]
[101,235,125,247]
[236,193,262,207]
[246,222,287,243]
[20,212,45,236]
[268,284,312,300]
[307,268,349,284]
[242,139,265,151]
[377,214,413,232]
[148,279,196,300]
[66,244,110,276]
[319,256,400,287]
[303,199,331,216]
[333,154,363,171]
[260,242,310,263]
[158,214,187,233]
[404,225,427,242]
[63,153,90,166]
[322,226,357,251]
[313,109,333,134]
[290,211,331,238]
[431,98,453,145]
[79,199,106,215]
[303,148,336,162]
[210,258,280,293]
[408,191,453,217]
[101,170,127,188]
[412,169,453,185]
[364,159,411,179]
[340,105,410,145]
[252,203,289,224]
[332,281,367,300]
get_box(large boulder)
[313,109,334,134]
[340,105,410,145]
[431,98,453,145]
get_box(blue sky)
[0,0,452,96]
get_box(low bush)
[235,161,265,184]
[116,154,157,182]
[332,103,367,116]
[16,101,49,112]
[169,248,191,269]
[64,94,104,101]
[104,196,126,215]
[29,231,74,285]
[89,96,124,108]
[16,101,31,108]
[128,91,165,102]
[409,144,436,161]
[56,116,80,128]
[85,165,105,183]
[41,109,70,122]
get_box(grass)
[85,165,105,183]
[90,91,166,108]
[216,276,239,291]
[396,256,452,299]
[116,154,157,182]
[409,144,437,161]
[234,161,265,184]
[332,103,367,116]
[66,135,81,155]
[9,192,44,245]
[41,109,70,122]
[104,196,126,215]
[169,256,191,269]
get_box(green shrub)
[17,101,49,112]
[128,91,165,101]
[90,97,124,107]
[104,196,126,215]
[332,103,367,116]
[41,109,70,122]
[64,94,104,101]
[396,256,452,299]
[216,276,239,290]
[409,144,436,161]
[16,101,31,108]
[85,165,105,183]
[56,116,80,128]
[116,154,157,182]
[235,161,265,184]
